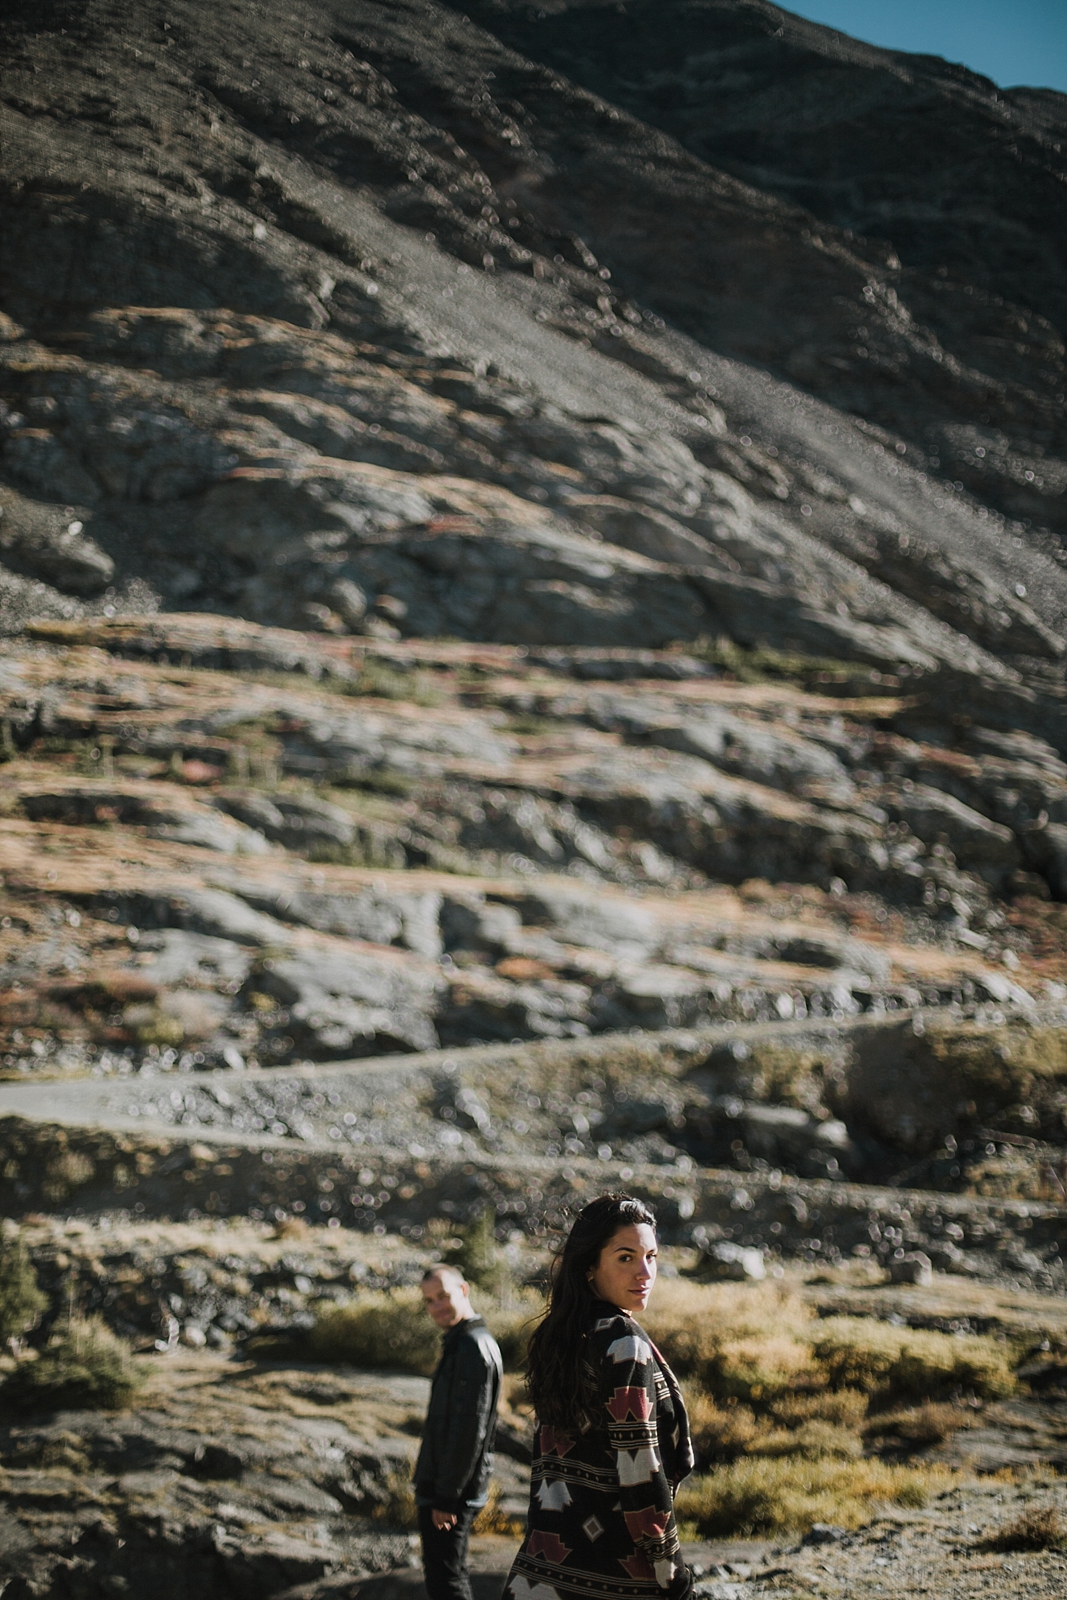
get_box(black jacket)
[414,1314,502,1512]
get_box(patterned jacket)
[507,1298,694,1600]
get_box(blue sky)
[783,1,1067,93]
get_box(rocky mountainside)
[1,0,1067,1297]
[3,10,1067,1598]
[0,0,1065,678]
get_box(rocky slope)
[2,1242,1067,1600]
[0,0,1065,681]
[2,614,1067,1230]
[3,7,1067,1597]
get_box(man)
[415,1265,503,1600]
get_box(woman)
[507,1195,694,1600]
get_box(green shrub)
[486,1301,540,1372]
[0,1235,47,1347]
[307,1293,440,1374]
[443,1209,518,1301]
[3,1317,144,1412]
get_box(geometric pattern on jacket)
[506,1299,694,1600]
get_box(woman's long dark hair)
[526,1193,656,1429]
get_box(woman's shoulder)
[587,1304,654,1360]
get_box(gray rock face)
[0,489,114,595]
[699,1238,767,1281]
[260,949,441,1057]
[20,787,274,854]
[7,614,1066,1103]
[161,888,291,947]
[134,930,254,987]
[887,786,1021,886]
[215,791,357,853]
[255,886,444,960]
[0,1359,421,1600]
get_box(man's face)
[421,1270,471,1328]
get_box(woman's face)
[587,1222,658,1313]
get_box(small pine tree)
[0,1235,47,1351]
[444,1208,514,1301]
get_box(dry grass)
[686,1394,766,1458]
[307,1289,540,1376]
[644,1282,1015,1410]
[640,1279,1017,1533]
[487,1300,541,1371]
[984,1506,1066,1552]
[474,1487,526,1538]
[675,1455,953,1538]
[2,1316,145,1412]
[368,1470,419,1527]
[865,1401,971,1448]
[771,1389,869,1428]
[308,1278,1020,1542]
[369,1478,524,1537]
[812,1318,1016,1403]
[747,1421,864,1460]
[644,1280,817,1402]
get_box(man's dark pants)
[418,1505,477,1600]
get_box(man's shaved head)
[421,1264,474,1328]
[421,1263,465,1289]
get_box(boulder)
[259,948,440,1056]
[160,888,291,946]
[887,785,1021,883]
[701,1240,767,1281]
[0,490,113,595]
[888,1251,934,1286]
[250,885,443,959]
[19,787,274,855]
[214,790,356,853]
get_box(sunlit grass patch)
[747,1420,864,1460]
[368,1469,418,1527]
[644,1280,817,1402]
[811,1318,1016,1403]
[675,1455,955,1538]
[770,1389,869,1428]
[644,1282,1016,1409]
[306,1287,539,1375]
[474,1486,526,1537]
[864,1400,972,1448]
